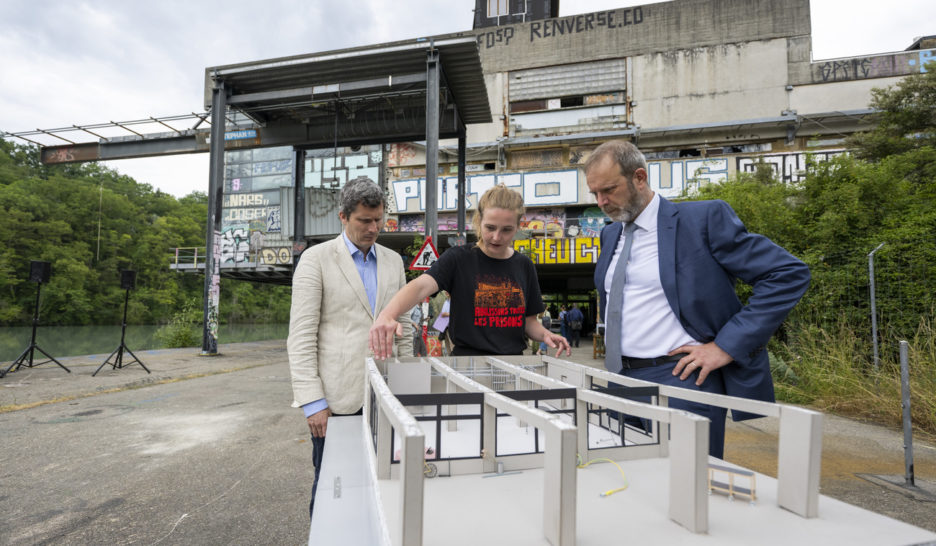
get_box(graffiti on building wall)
[249,230,264,253]
[307,187,341,220]
[267,209,281,232]
[260,247,292,265]
[909,50,935,73]
[645,158,728,198]
[390,151,845,209]
[575,207,607,237]
[511,149,564,169]
[306,151,380,188]
[223,192,280,226]
[514,237,601,265]
[812,49,934,83]
[396,214,462,233]
[477,9,644,50]
[391,169,578,213]
[253,159,292,176]
[520,209,566,237]
[736,150,843,183]
[220,226,251,264]
[388,143,418,167]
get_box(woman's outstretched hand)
[370,314,403,360]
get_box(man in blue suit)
[586,140,810,458]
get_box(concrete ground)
[1,340,933,545]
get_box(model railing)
[321,354,824,546]
[427,356,578,546]
[486,356,709,533]
[543,355,823,519]
[365,359,425,546]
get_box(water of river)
[0,323,288,362]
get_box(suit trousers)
[309,434,326,518]
[619,363,728,459]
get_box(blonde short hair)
[472,184,524,239]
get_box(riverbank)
[0,323,288,361]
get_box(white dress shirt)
[603,193,699,358]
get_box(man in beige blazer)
[287,177,412,517]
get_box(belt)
[620,353,687,370]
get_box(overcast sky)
[1,0,933,198]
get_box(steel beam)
[425,48,440,245]
[457,127,467,242]
[293,148,306,264]
[202,80,226,356]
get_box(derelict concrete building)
[214,0,930,319]
[25,0,929,336]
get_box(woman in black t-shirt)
[370,185,570,358]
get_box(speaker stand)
[93,289,150,376]
[1,282,70,378]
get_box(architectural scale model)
[307,355,936,545]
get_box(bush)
[155,298,200,348]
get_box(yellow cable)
[576,456,629,497]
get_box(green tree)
[847,60,936,161]
[0,140,290,328]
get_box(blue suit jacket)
[594,197,810,413]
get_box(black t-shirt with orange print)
[426,245,545,356]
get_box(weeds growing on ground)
[772,318,936,440]
[154,298,200,348]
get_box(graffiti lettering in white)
[220,227,251,264]
[523,170,578,206]
[390,170,580,213]
[736,151,842,183]
[392,179,420,212]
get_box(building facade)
[219,0,934,317]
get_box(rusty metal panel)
[509,149,564,169]
[509,58,626,102]
[585,92,625,105]
[41,144,100,164]
[509,99,548,113]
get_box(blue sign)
[225,129,258,141]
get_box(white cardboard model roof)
[308,355,936,546]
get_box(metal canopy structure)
[0,36,492,355]
[194,37,490,354]
[204,37,491,147]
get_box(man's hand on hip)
[307,408,332,438]
[670,342,733,386]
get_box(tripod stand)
[94,288,150,376]
[1,280,70,378]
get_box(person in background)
[369,184,570,359]
[429,291,453,355]
[411,300,427,357]
[566,303,584,348]
[587,140,810,458]
[536,311,552,355]
[558,305,568,340]
[287,178,412,518]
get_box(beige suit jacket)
[287,234,412,414]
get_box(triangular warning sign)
[409,236,440,271]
